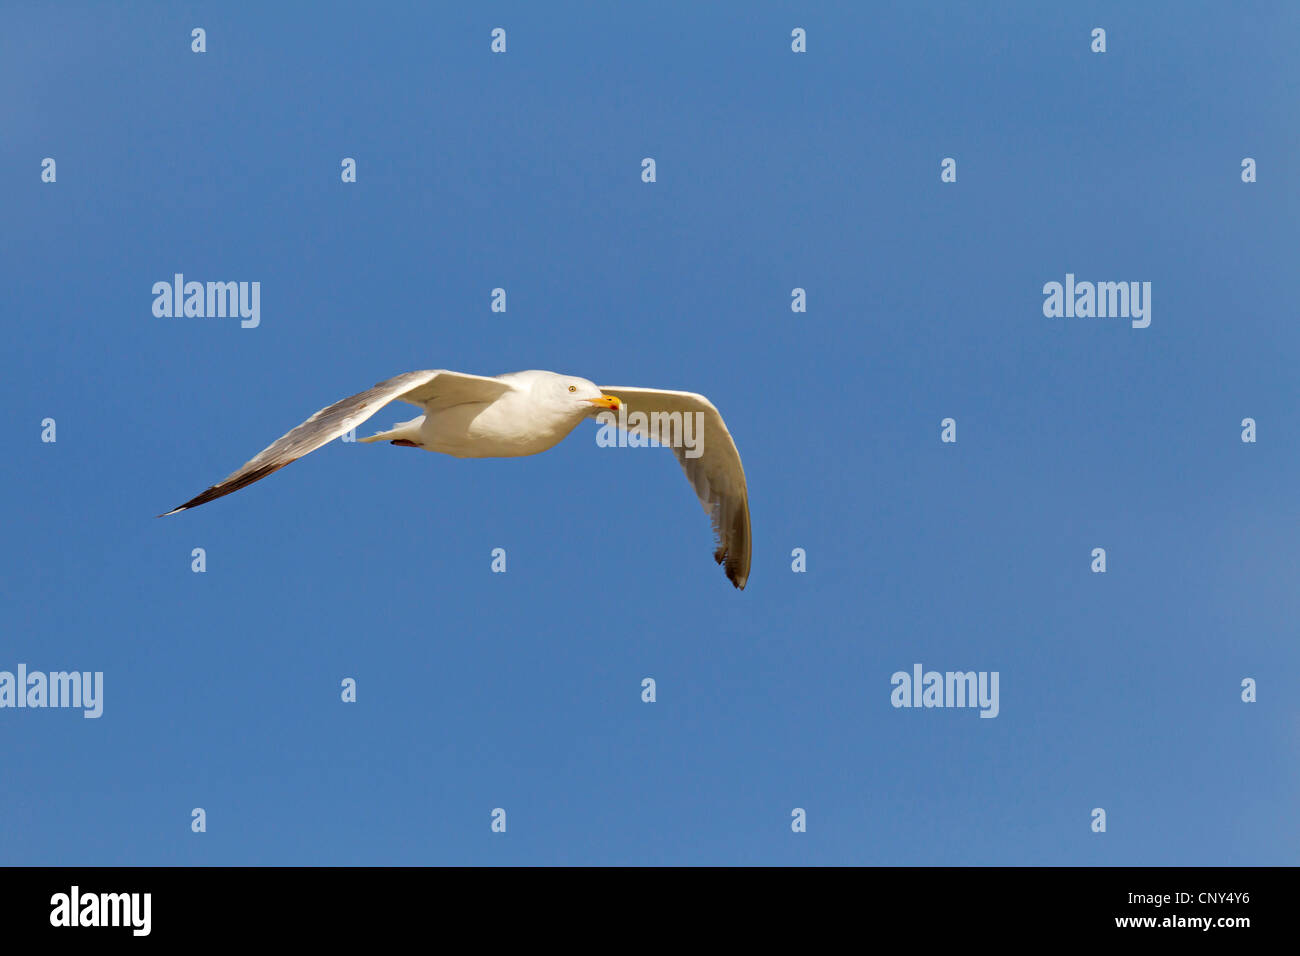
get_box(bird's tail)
[357,416,424,444]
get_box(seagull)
[160,369,751,589]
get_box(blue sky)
[2,1,1297,865]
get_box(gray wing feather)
[160,369,511,516]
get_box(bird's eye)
[568,385,577,392]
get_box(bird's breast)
[420,401,580,459]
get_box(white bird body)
[162,368,752,588]
[376,371,592,458]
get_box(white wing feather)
[598,386,751,589]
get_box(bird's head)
[546,374,621,417]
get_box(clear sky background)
[2,2,1297,865]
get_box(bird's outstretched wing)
[597,386,751,589]
[160,369,514,516]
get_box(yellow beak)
[586,395,622,411]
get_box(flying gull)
[160,369,752,589]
